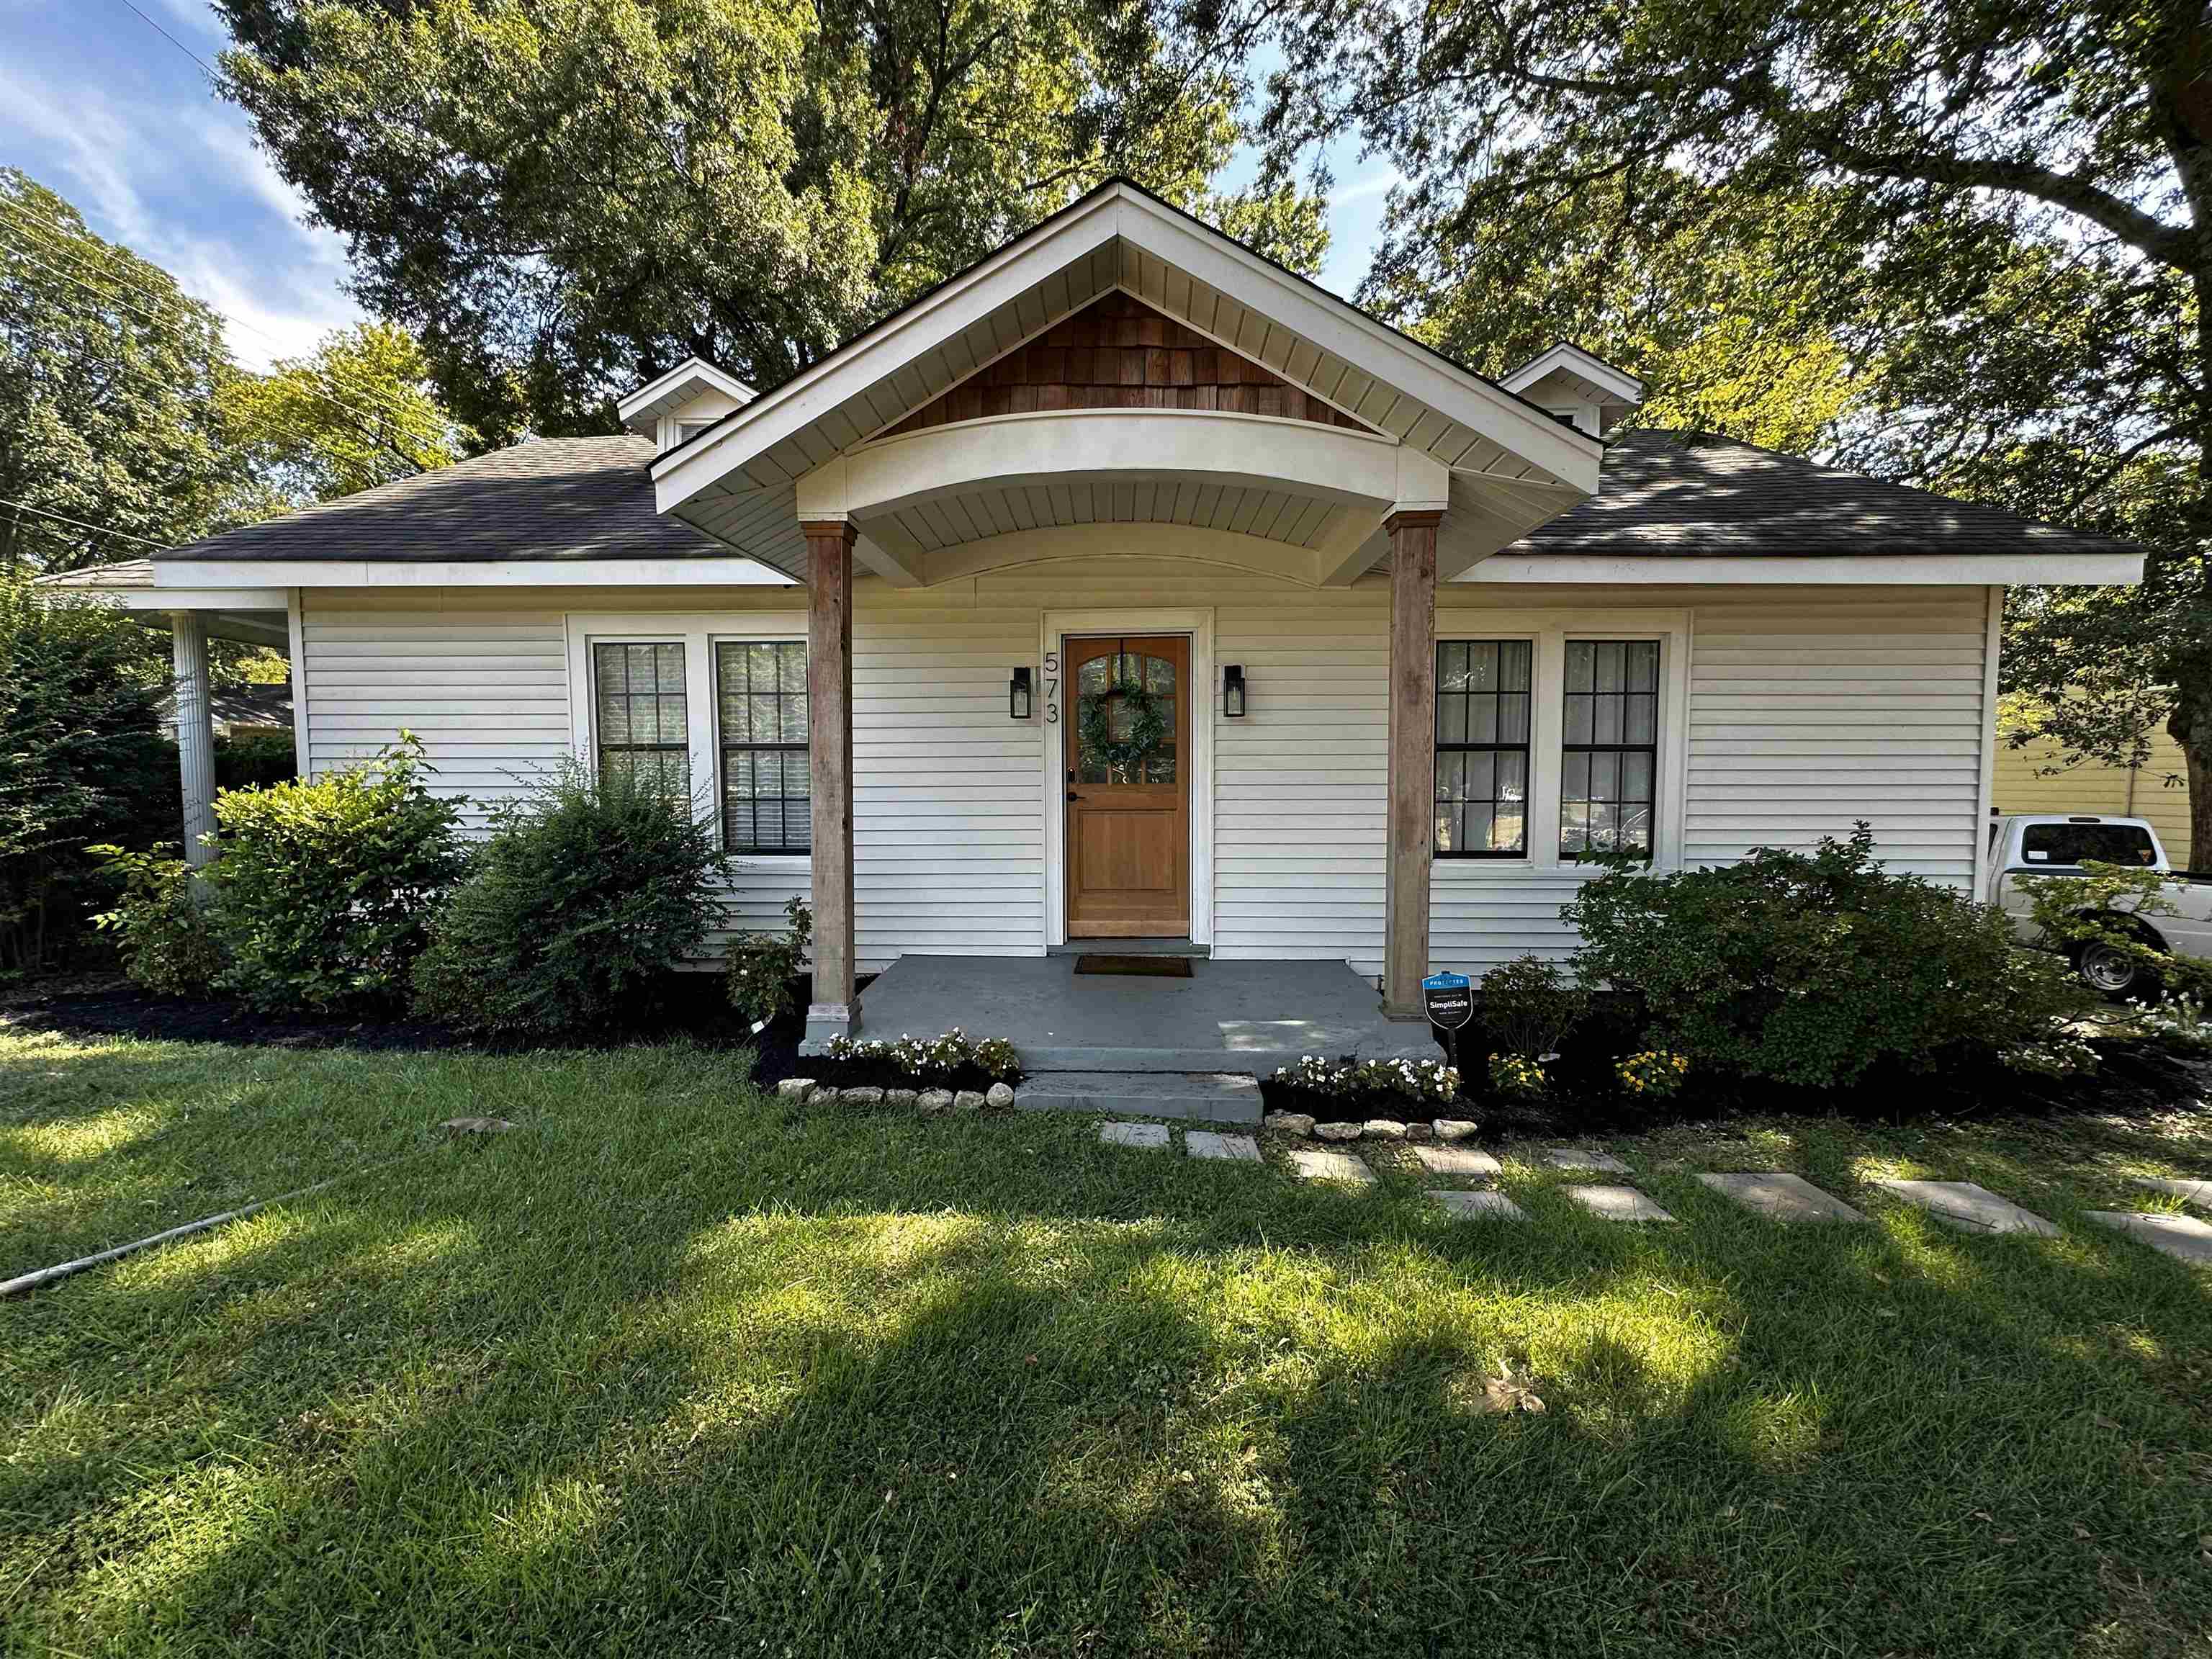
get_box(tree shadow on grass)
[7,1076,2212,1655]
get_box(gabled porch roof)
[655,179,1606,588]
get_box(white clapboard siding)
[1686,591,1988,884]
[298,577,1994,979]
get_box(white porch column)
[1382,510,1440,1017]
[170,611,217,868]
[801,519,856,1051]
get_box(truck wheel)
[2077,940,2144,997]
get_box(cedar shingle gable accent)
[888,293,1374,436]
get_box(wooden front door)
[1066,635,1191,937]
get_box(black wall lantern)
[1010,666,1033,721]
[1223,664,1246,718]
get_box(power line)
[0,495,168,548]
[113,0,217,78]
[0,195,451,439]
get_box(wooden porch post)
[1382,510,1440,1017]
[801,520,857,1049]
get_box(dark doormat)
[1074,954,1194,978]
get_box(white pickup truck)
[1985,814,2212,994]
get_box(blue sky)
[0,0,1397,379]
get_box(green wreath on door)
[1079,668,1169,778]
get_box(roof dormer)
[1501,343,1644,436]
[618,356,757,454]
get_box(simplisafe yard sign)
[1422,971,1473,1030]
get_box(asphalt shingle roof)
[145,425,2136,567]
[155,436,729,564]
[1512,428,2139,558]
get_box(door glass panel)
[1074,645,1178,786]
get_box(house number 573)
[1043,649,1060,722]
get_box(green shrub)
[1477,954,1586,1058]
[208,735,469,1010]
[1564,823,2086,1089]
[412,761,725,1034]
[2011,859,2212,998]
[727,895,812,1028]
[86,845,223,996]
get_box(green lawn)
[4,1028,2211,1657]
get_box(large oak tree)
[1229,0,2212,858]
[215,0,1316,442]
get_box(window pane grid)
[1434,639,1532,857]
[717,640,809,853]
[1561,639,1659,858]
[593,641,690,799]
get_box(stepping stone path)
[1187,1130,1262,1164]
[1871,1179,2059,1236]
[1099,1121,1170,1151]
[1564,1184,1676,1223]
[1429,1188,1525,1221]
[1546,1148,1630,1174]
[1696,1172,1866,1225]
[2133,1176,2212,1210]
[1288,1147,1377,1185]
[2087,1210,2212,1266]
[1413,1143,1503,1179]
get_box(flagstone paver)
[2133,1176,2212,1210]
[2087,1210,2212,1265]
[1099,1121,1170,1151]
[1429,1188,1526,1220]
[1563,1184,1676,1223]
[1871,1179,2059,1236]
[1187,1130,1263,1164]
[1413,1143,1504,1179]
[1288,1147,1377,1185]
[1696,1172,1867,1224]
[1546,1147,1630,1174]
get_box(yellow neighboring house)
[1992,698,2193,868]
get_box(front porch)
[855,954,1442,1085]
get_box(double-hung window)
[716,640,810,853]
[1560,639,1659,857]
[586,631,811,854]
[592,642,691,798]
[1434,640,1532,856]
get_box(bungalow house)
[63,180,2141,1076]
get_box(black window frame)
[1433,638,1534,859]
[591,639,691,801]
[716,639,811,855]
[1560,638,1660,860]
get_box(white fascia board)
[1502,343,1645,404]
[110,585,292,610]
[1105,195,1603,494]
[655,194,1128,507]
[1456,552,2146,585]
[156,558,794,588]
[617,358,756,434]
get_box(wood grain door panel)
[1066,634,1190,938]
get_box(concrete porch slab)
[855,956,1440,1074]
[1015,1071,1261,1123]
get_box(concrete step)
[1015,1071,1262,1124]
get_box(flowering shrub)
[2129,991,2212,1051]
[1272,1053,1461,1105]
[822,1028,1021,1084]
[1616,1049,1689,1099]
[1487,1052,1547,1099]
